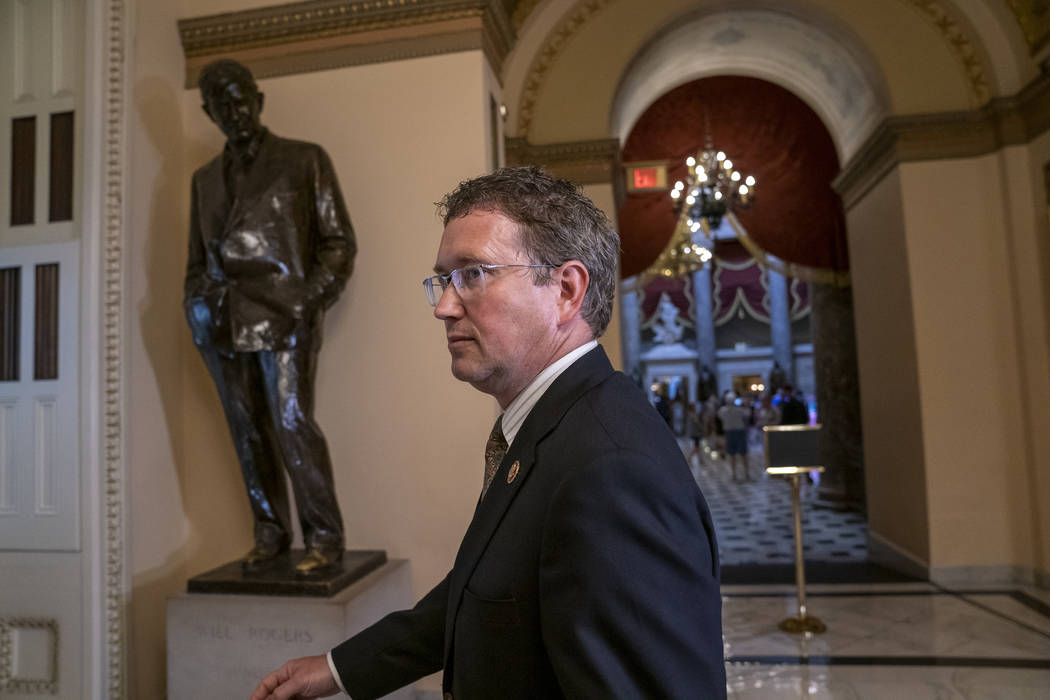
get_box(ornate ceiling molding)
[834,69,1050,209]
[905,0,991,106]
[515,0,992,140]
[178,0,515,87]
[1004,0,1050,55]
[515,0,613,139]
[505,135,620,184]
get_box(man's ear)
[555,260,588,324]
[256,91,265,114]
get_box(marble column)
[691,265,717,382]
[768,269,794,383]
[810,281,865,510]
[619,280,642,385]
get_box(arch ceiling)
[618,76,847,279]
[609,7,888,164]
[503,0,1032,149]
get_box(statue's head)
[198,59,265,146]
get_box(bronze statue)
[183,59,356,575]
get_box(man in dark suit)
[184,59,356,574]
[251,167,724,699]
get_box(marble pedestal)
[168,559,413,700]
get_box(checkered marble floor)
[682,437,869,566]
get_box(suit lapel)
[195,157,230,245]
[221,131,277,236]
[443,346,615,661]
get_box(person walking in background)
[718,394,751,481]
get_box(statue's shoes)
[241,541,289,567]
[295,547,343,575]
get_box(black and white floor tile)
[683,438,868,566]
[675,437,1050,697]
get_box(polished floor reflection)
[686,437,868,566]
[681,439,1050,697]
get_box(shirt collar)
[500,340,598,448]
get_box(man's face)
[203,79,263,146]
[433,210,563,408]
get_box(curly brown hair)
[437,167,620,337]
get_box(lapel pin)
[507,460,520,484]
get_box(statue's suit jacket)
[332,346,726,699]
[184,129,355,354]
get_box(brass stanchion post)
[763,425,827,634]
[777,469,825,634]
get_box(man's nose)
[433,285,463,320]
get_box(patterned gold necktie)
[482,415,507,501]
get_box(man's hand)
[249,654,340,700]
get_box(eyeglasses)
[422,263,555,306]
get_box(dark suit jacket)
[332,346,726,699]
[184,129,356,354]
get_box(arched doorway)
[616,74,875,580]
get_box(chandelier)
[644,141,756,279]
[670,141,756,230]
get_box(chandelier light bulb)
[670,189,680,199]
[739,184,749,195]
[714,191,723,200]
[730,171,741,181]
[686,156,696,167]
[716,151,726,161]
[745,175,756,186]
[685,195,696,205]
[675,180,685,190]
[723,159,733,170]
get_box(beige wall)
[127,3,503,688]
[1010,133,1050,579]
[850,148,1050,581]
[899,154,1045,574]
[847,169,930,565]
[583,181,623,370]
[127,0,197,695]
[119,1,1050,696]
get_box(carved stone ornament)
[103,0,129,697]
[0,617,60,695]
[504,136,619,185]
[178,0,516,87]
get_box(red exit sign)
[633,167,659,189]
[625,163,667,192]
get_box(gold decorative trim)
[0,617,60,695]
[178,0,515,88]
[104,0,129,697]
[905,0,991,106]
[505,135,620,184]
[1004,0,1050,56]
[727,214,851,288]
[514,0,989,138]
[834,69,1050,209]
[515,0,613,139]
